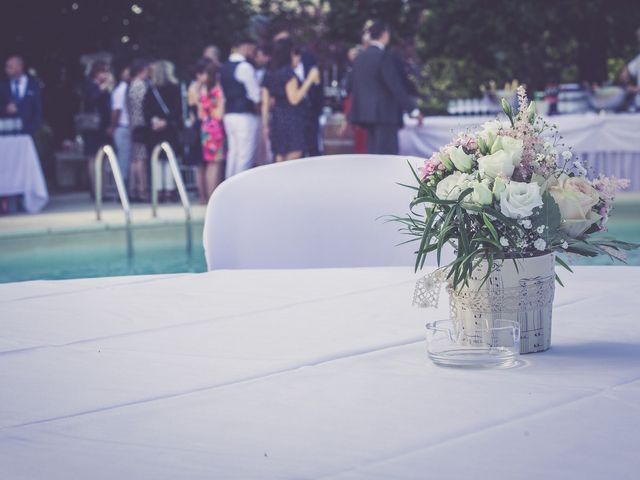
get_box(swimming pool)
[0,197,638,283]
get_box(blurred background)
[1,0,639,283]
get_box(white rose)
[499,181,544,219]
[447,146,474,172]
[478,150,515,179]
[547,174,601,237]
[491,135,523,166]
[478,120,506,146]
[470,181,492,205]
[436,172,472,201]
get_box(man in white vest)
[220,38,260,178]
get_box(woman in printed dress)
[198,61,225,204]
[127,59,151,201]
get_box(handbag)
[75,89,102,132]
[74,112,101,132]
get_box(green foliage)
[412,0,640,113]
[324,0,425,45]
[397,163,525,291]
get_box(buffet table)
[1,266,639,479]
[400,113,640,191]
[0,134,48,212]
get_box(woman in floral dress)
[198,61,225,204]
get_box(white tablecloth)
[399,113,640,191]
[1,266,639,479]
[0,135,48,213]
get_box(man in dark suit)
[0,55,43,134]
[348,21,420,155]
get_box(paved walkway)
[0,192,206,237]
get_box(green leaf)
[554,255,573,273]
[457,187,473,203]
[457,207,470,254]
[396,182,419,191]
[482,213,499,241]
[471,236,503,250]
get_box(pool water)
[0,222,206,283]
[0,198,638,284]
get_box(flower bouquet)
[397,87,638,353]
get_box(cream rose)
[499,181,543,219]
[548,174,601,237]
[478,150,515,179]
[447,146,473,172]
[436,172,472,201]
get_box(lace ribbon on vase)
[412,270,447,308]
[448,274,556,315]
[413,270,555,313]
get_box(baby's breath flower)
[534,238,547,251]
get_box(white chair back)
[203,154,444,270]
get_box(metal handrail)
[150,142,192,221]
[95,145,131,224]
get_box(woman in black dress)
[143,60,182,201]
[261,38,320,162]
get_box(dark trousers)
[304,111,321,157]
[365,124,399,155]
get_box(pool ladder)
[94,143,193,256]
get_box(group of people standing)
[183,32,323,203]
[2,20,421,212]
[79,28,325,206]
[80,57,182,202]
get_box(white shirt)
[294,62,305,82]
[628,53,640,84]
[370,41,385,51]
[111,81,129,127]
[229,53,260,104]
[10,75,28,99]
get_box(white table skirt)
[399,113,640,191]
[0,134,48,212]
[1,266,639,479]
